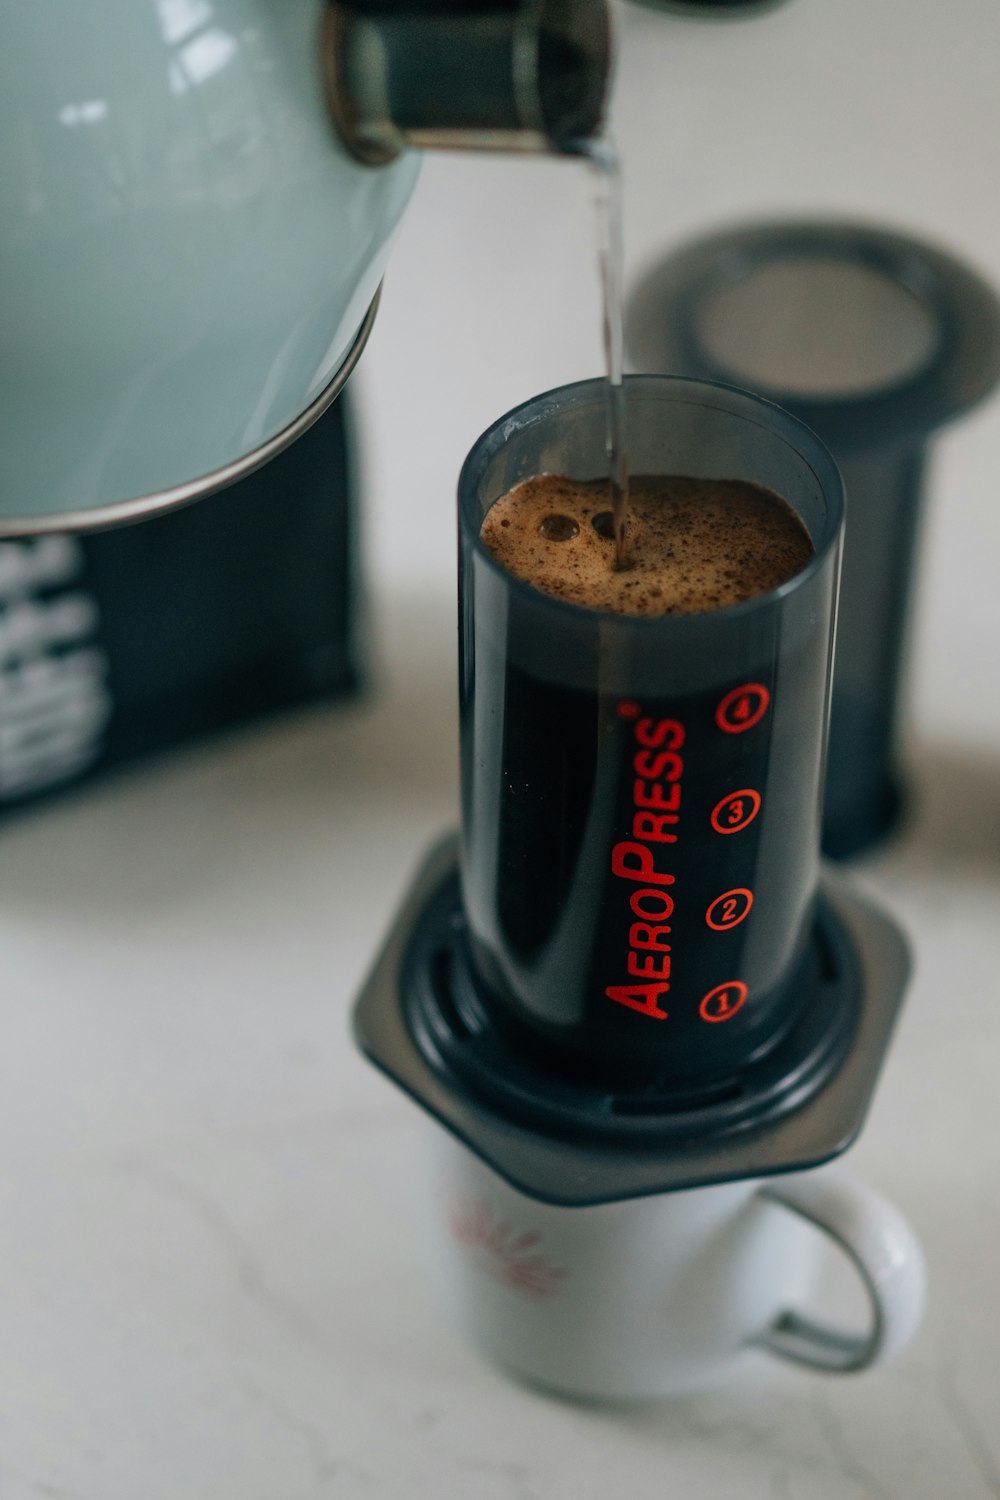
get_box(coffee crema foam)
[480,474,815,617]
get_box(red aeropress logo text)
[605,683,768,1029]
[604,702,683,1022]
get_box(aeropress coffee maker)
[355,376,926,1401]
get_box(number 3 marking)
[710,789,762,835]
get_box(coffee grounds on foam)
[480,474,814,617]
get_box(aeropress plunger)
[355,376,922,1395]
[626,222,1000,857]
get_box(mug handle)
[753,1170,927,1373]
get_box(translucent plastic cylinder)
[457,376,844,1092]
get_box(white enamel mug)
[423,1132,926,1401]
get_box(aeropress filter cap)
[626,221,1000,858]
[355,377,910,1207]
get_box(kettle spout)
[323,0,613,164]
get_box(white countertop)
[3,1,1000,1495]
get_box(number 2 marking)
[705,888,754,930]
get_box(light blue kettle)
[0,1,611,533]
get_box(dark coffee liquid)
[480,472,814,616]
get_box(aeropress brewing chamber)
[355,376,910,1207]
